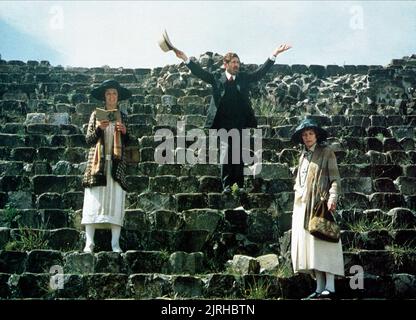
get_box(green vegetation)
[386,243,416,267]
[273,263,293,278]
[251,97,290,123]
[1,204,50,251]
[252,97,277,117]
[5,227,49,251]
[0,204,21,228]
[243,277,272,299]
[346,214,393,233]
[375,133,384,142]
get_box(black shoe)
[317,290,338,300]
[301,292,320,300]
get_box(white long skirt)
[291,192,345,277]
[81,159,126,228]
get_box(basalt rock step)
[0,266,414,299]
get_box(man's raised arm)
[174,49,215,85]
[246,43,292,83]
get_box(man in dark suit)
[174,44,291,193]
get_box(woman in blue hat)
[290,118,344,299]
[81,79,131,253]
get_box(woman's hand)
[273,44,292,56]
[174,49,188,62]
[116,122,126,135]
[327,199,336,212]
[96,120,110,130]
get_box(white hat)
[158,30,177,52]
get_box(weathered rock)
[7,191,33,209]
[123,209,149,231]
[391,274,416,298]
[387,208,416,229]
[136,192,177,212]
[47,228,80,251]
[342,177,373,194]
[161,95,177,106]
[148,210,182,231]
[246,211,275,242]
[0,251,27,274]
[37,193,62,209]
[168,251,204,275]
[369,193,405,210]
[172,275,204,298]
[48,113,69,125]
[8,273,50,298]
[176,193,207,212]
[10,147,36,162]
[205,273,240,298]
[25,113,46,124]
[175,230,210,252]
[358,250,395,276]
[181,209,222,234]
[26,250,63,273]
[128,273,172,299]
[85,274,128,299]
[256,254,280,274]
[64,252,95,274]
[94,252,125,273]
[0,228,10,249]
[124,250,168,273]
[373,178,397,192]
[227,254,260,275]
[394,177,416,195]
[256,163,291,179]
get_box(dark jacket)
[82,111,130,191]
[187,58,275,129]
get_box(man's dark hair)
[223,52,240,64]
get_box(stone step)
[0,228,212,253]
[0,249,206,276]
[0,269,414,299]
[0,271,312,299]
[344,249,416,276]
[337,208,416,230]
[0,146,414,169]
[1,174,414,211]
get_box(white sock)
[84,224,95,252]
[315,270,325,293]
[325,272,335,292]
[111,225,122,252]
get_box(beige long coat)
[291,144,345,277]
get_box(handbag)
[308,194,340,243]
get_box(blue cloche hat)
[91,79,132,101]
[291,118,328,144]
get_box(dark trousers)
[220,132,244,189]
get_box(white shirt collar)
[225,70,235,81]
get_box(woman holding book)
[81,79,131,253]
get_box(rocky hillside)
[0,53,415,299]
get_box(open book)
[95,108,121,122]
[158,30,178,52]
